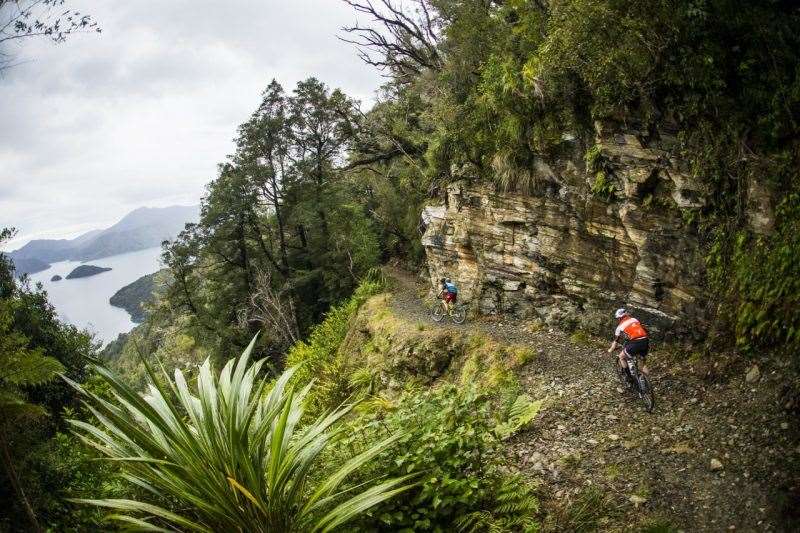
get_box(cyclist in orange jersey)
[607,308,650,377]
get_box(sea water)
[28,246,164,345]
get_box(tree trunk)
[237,216,252,295]
[270,161,289,269]
[0,425,42,532]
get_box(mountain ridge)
[4,205,199,275]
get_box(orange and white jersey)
[615,317,648,341]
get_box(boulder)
[745,365,761,384]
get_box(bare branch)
[238,269,300,350]
[340,0,442,83]
[0,0,100,70]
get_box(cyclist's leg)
[617,349,628,369]
[444,293,453,313]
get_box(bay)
[28,246,163,344]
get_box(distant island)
[3,205,199,276]
[66,265,112,279]
[109,270,167,323]
[51,275,62,281]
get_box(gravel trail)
[384,266,799,532]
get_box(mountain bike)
[431,299,466,324]
[613,351,655,412]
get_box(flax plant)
[66,336,413,531]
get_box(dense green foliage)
[5,0,800,529]
[286,282,541,532]
[0,228,122,531]
[285,272,387,414]
[348,385,539,532]
[69,337,414,532]
[341,0,800,355]
[159,78,389,366]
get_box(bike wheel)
[431,302,446,322]
[451,304,466,324]
[638,374,655,413]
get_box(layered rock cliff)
[422,126,729,340]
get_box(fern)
[0,299,64,420]
[495,394,544,440]
[455,475,539,533]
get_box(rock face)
[51,275,62,282]
[422,125,731,340]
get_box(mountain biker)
[607,308,650,377]
[437,277,458,313]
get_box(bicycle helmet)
[614,308,627,319]
[440,277,446,283]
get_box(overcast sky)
[0,0,382,250]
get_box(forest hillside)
[2,1,799,531]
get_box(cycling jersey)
[444,282,458,294]
[615,317,648,342]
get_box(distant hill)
[10,256,51,275]
[4,205,199,275]
[109,269,170,323]
[66,265,112,279]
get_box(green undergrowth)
[707,193,800,358]
[286,280,545,531]
[285,276,388,413]
[542,487,621,533]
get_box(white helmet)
[614,308,627,319]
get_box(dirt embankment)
[382,266,799,532]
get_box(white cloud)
[0,0,381,250]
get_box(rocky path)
[384,266,798,532]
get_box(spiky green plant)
[66,336,414,532]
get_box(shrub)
[345,384,540,532]
[590,171,616,201]
[67,336,413,532]
[286,277,386,412]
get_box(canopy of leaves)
[159,78,383,366]
[341,0,800,355]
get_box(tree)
[288,77,360,248]
[340,0,442,83]
[236,80,293,271]
[238,269,300,354]
[0,298,64,533]
[159,78,382,366]
[0,0,100,70]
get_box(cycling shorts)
[624,338,649,359]
[444,292,457,303]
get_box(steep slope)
[352,268,798,532]
[6,205,198,274]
